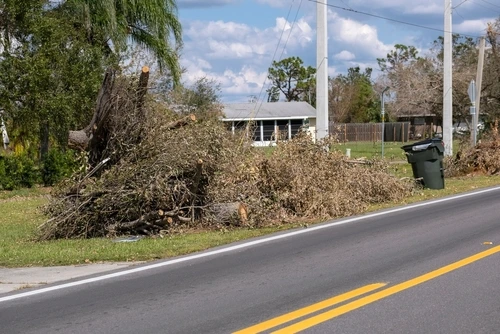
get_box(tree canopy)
[329,67,380,123]
[267,56,316,104]
[59,0,183,84]
[0,0,183,158]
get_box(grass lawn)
[332,140,409,160]
[2,144,500,268]
[0,190,299,267]
[332,139,465,161]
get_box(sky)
[174,0,499,102]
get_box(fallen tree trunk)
[68,68,116,151]
[68,67,152,166]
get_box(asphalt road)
[2,187,500,333]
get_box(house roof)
[397,114,437,118]
[222,102,317,121]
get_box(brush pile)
[39,70,415,240]
[446,122,500,177]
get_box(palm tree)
[61,0,183,84]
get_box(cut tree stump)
[208,202,248,226]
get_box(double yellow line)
[234,245,500,334]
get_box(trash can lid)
[401,138,444,152]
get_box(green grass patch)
[0,186,51,200]
[332,141,409,160]
[0,193,295,267]
[2,172,500,268]
[333,140,462,161]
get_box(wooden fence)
[329,122,411,143]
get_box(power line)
[471,0,500,14]
[233,0,302,146]
[454,0,470,9]
[247,0,296,119]
[453,7,467,21]
[255,0,304,118]
[279,0,304,61]
[478,0,500,9]
[308,0,481,39]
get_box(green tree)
[0,7,106,158]
[377,44,420,73]
[432,34,476,67]
[432,34,479,125]
[481,19,500,126]
[0,0,45,52]
[60,0,183,84]
[330,67,379,123]
[166,77,222,117]
[267,56,316,104]
[377,44,440,118]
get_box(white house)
[222,102,317,146]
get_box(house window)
[233,121,246,134]
[250,122,261,141]
[262,120,275,141]
[276,120,289,140]
[230,121,261,141]
[290,119,304,137]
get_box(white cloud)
[207,40,254,58]
[454,19,491,34]
[334,50,356,61]
[223,67,268,94]
[178,0,496,102]
[184,17,313,62]
[181,55,267,97]
[328,66,338,77]
[328,12,391,59]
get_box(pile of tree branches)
[39,69,415,240]
[446,122,500,177]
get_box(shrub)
[41,149,79,186]
[0,153,38,190]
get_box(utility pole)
[443,0,453,156]
[468,79,476,145]
[472,36,485,146]
[316,0,329,141]
[381,87,390,158]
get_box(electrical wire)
[308,0,481,39]
[454,0,470,9]
[241,0,490,134]
[253,0,304,119]
[230,0,299,147]
[249,0,296,117]
[478,0,500,10]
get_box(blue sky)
[173,0,498,102]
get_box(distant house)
[222,102,317,146]
[397,114,441,139]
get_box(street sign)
[468,80,476,104]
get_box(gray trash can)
[402,138,445,189]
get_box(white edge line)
[2,186,500,303]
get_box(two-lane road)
[2,187,500,333]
